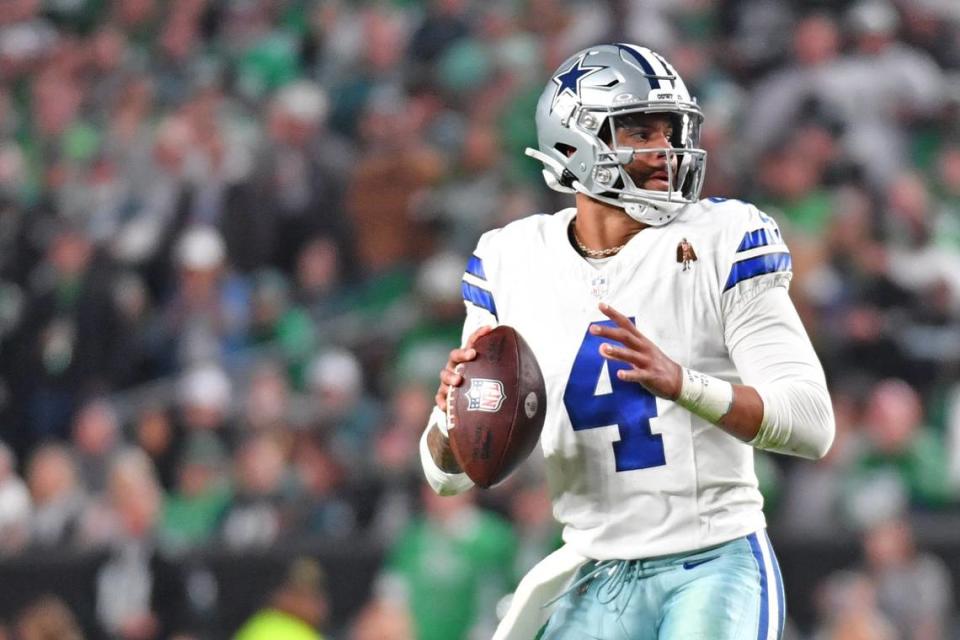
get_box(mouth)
[648,171,671,187]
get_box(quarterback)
[420,43,834,639]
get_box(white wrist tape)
[430,405,450,438]
[419,425,474,496]
[675,367,734,424]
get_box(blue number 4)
[563,319,666,472]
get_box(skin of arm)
[426,424,463,474]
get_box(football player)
[420,43,835,640]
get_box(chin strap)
[578,186,682,227]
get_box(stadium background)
[0,0,959,638]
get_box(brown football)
[447,325,546,488]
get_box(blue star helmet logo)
[552,55,605,110]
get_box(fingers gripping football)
[435,325,495,413]
[593,303,683,400]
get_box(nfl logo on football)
[466,378,506,412]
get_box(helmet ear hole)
[553,143,578,187]
[598,118,613,145]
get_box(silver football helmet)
[526,43,706,225]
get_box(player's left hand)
[591,302,683,400]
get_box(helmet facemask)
[583,107,707,217]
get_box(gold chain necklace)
[570,220,626,258]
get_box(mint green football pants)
[541,531,785,640]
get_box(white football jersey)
[458,198,798,560]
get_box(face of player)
[611,113,679,193]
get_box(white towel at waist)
[493,543,589,640]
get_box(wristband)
[430,405,451,438]
[675,367,734,424]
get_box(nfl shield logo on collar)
[590,274,609,299]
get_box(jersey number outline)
[562,319,666,472]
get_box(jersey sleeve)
[726,286,835,459]
[717,203,834,459]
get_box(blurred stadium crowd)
[0,0,959,638]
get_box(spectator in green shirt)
[843,379,950,527]
[377,486,517,640]
[159,433,231,551]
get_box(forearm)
[426,424,462,473]
[717,384,764,442]
[678,369,833,459]
[749,378,835,459]
[673,369,763,442]
[419,408,474,495]
[719,382,835,460]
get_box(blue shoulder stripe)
[461,281,498,319]
[465,255,486,280]
[724,252,791,291]
[737,228,777,252]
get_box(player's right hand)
[435,325,495,413]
